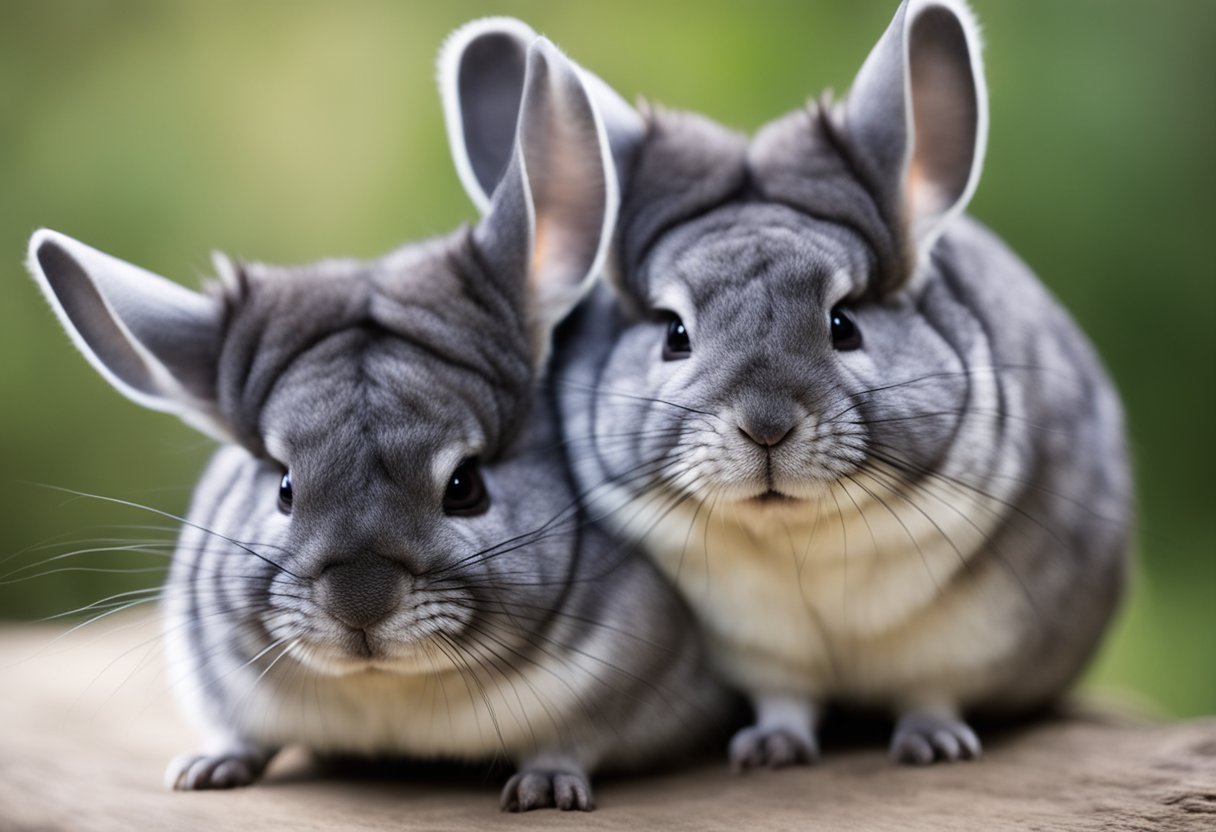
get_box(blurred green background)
[0,1,1211,717]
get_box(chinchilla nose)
[316,556,405,631]
[736,401,801,448]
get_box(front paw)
[165,748,272,790]
[729,724,819,772]
[500,768,594,812]
[890,712,982,765]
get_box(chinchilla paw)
[729,724,819,772]
[500,767,594,812]
[165,748,270,790]
[889,712,982,765]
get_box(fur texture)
[27,40,729,811]
[442,2,1131,767]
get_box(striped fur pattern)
[439,2,1132,767]
[26,39,730,812]
[559,6,1132,763]
[158,240,722,777]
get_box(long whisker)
[31,484,304,579]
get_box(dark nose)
[737,406,799,448]
[315,556,405,631]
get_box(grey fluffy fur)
[442,1,1131,768]
[26,39,728,812]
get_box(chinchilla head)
[26,37,617,675]
[444,3,996,510]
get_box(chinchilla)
[441,1,1131,768]
[24,38,730,811]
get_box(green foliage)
[0,1,1211,716]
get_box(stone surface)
[0,614,1212,831]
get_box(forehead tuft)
[263,329,486,488]
[212,233,532,458]
[617,109,750,284]
[619,101,906,303]
[652,203,865,314]
[748,104,905,293]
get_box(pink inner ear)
[906,158,932,220]
[905,5,979,231]
[532,220,550,272]
[520,59,610,321]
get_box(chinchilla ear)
[26,229,228,439]
[844,0,987,272]
[439,17,644,214]
[438,17,537,213]
[472,37,617,365]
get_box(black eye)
[830,305,862,351]
[444,459,489,516]
[278,470,293,514]
[662,313,691,360]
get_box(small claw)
[956,724,983,759]
[892,733,934,765]
[184,757,215,790]
[164,753,199,790]
[210,758,253,787]
[553,773,593,811]
[933,729,962,761]
[498,773,522,812]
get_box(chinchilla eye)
[662,313,691,360]
[444,459,489,516]
[830,305,863,351]
[278,470,293,514]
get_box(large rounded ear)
[844,0,987,277]
[26,229,228,439]
[472,38,617,366]
[438,17,537,214]
[439,17,644,214]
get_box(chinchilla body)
[159,250,719,774]
[439,2,1131,765]
[27,38,728,811]
[558,211,1129,716]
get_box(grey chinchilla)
[24,38,730,811]
[441,1,1131,768]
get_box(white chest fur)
[242,659,583,759]
[596,464,1027,707]
[167,615,616,765]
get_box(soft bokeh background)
[0,1,1211,717]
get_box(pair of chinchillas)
[25,0,1130,814]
